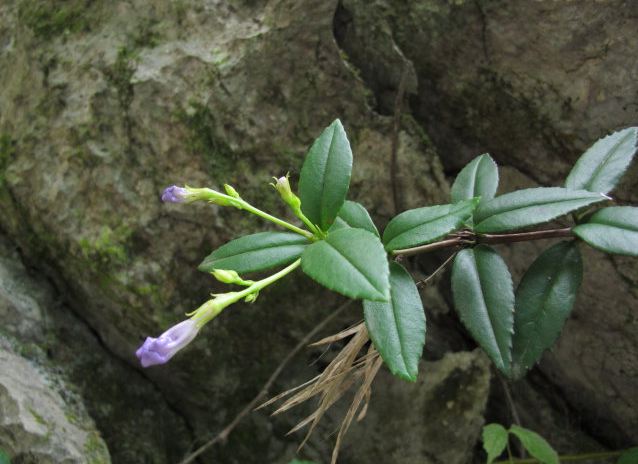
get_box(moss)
[103,46,138,111]
[27,407,47,426]
[19,0,93,40]
[0,135,15,186]
[84,431,111,464]
[79,225,132,267]
[174,101,237,183]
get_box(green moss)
[174,101,237,183]
[79,225,132,267]
[19,0,92,40]
[27,407,47,426]
[0,135,15,186]
[84,431,111,464]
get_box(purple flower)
[161,186,190,203]
[136,319,199,367]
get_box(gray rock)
[0,342,110,464]
[0,0,636,461]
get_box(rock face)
[0,343,110,464]
[0,0,636,462]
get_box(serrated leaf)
[451,245,514,373]
[298,119,353,231]
[364,261,425,382]
[565,127,638,194]
[383,198,479,251]
[482,423,509,464]
[301,228,389,301]
[198,232,309,274]
[451,153,499,203]
[329,200,379,237]
[573,206,638,257]
[511,241,583,380]
[473,187,607,233]
[616,447,638,464]
[509,425,559,464]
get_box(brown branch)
[177,299,354,464]
[478,228,574,245]
[392,228,575,258]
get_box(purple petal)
[161,186,189,203]
[136,319,199,367]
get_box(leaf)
[565,127,638,194]
[301,228,390,301]
[363,261,426,382]
[451,245,514,373]
[0,447,10,464]
[572,206,638,257]
[329,200,379,237]
[286,460,320,464]
[511,241,583,380]
[616,447,638,464]
[198,232,309,274]
[509,425,559,464]
[482,423,509,464]
[451,153,499,203]
[383,198,479,251]
[298,119,353,231]
[473,187,607,233]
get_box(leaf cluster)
[198,122,637,384]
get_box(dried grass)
[260,322,383,464]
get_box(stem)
[193,259,302,325]
[392,228,575,258]
[235,199,315,240]
[492,450,625,464]
[478,228,574,245]
[392,238,463,257]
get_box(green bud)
[244,292,259,303]
[212,269,242,284]
[224,184,241,199]
[271,173,302,210]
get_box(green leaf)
[509,425,559,464]
[511,241,583,380]
[286,460,320,464]
[451,153,499,203]
[0,447,10,464]
[329,200,379,237]
[565,127,638,194]
[451,245,514,373]
[482,423,509,464]
[301,228,390,301]
[573,206,638,257]
[198,232,309,274]
[473,187,607,233]
[616,447,638,464]
[383,199,479,251]
[364,262,426,382]
[298,119,353,231]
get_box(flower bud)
[212,269,241,284]
[161,185,190,203]
[271,174,301,210]
[136,319,199,367]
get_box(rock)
[0,0,637,461]
[0,341,110,464]
[339,350,492,464]
[0,232,191,464]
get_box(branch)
[177,299,354,464]
[392,228,575,258]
